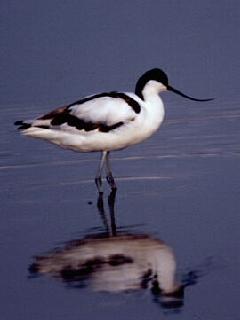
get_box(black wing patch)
[69,91,141,114]
[36,91,140,132]
[51,112,124,132]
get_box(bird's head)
[135,68,214,102]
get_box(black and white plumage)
[15,68,213,191]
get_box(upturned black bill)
[167,85,214,102]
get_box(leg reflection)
[96,189,117,237]
[97,192,109,235]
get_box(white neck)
[141,80,167,101]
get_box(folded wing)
[21,92,141,133]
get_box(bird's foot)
[106,173,117,190]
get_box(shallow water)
[1,1,240,319]
[1,96,239,319]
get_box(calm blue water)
[1,1,239,319]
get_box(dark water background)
[1,1,240,319]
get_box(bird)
[15,68,213,192]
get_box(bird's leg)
[105,152,117,190]
[95,151,108,193]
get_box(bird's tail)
[14,120,32,130]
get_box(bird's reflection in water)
[29,190,203,312]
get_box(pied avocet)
[15,68,213,191]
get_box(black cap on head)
[135,68,169,99]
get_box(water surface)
[1,1,240,319]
